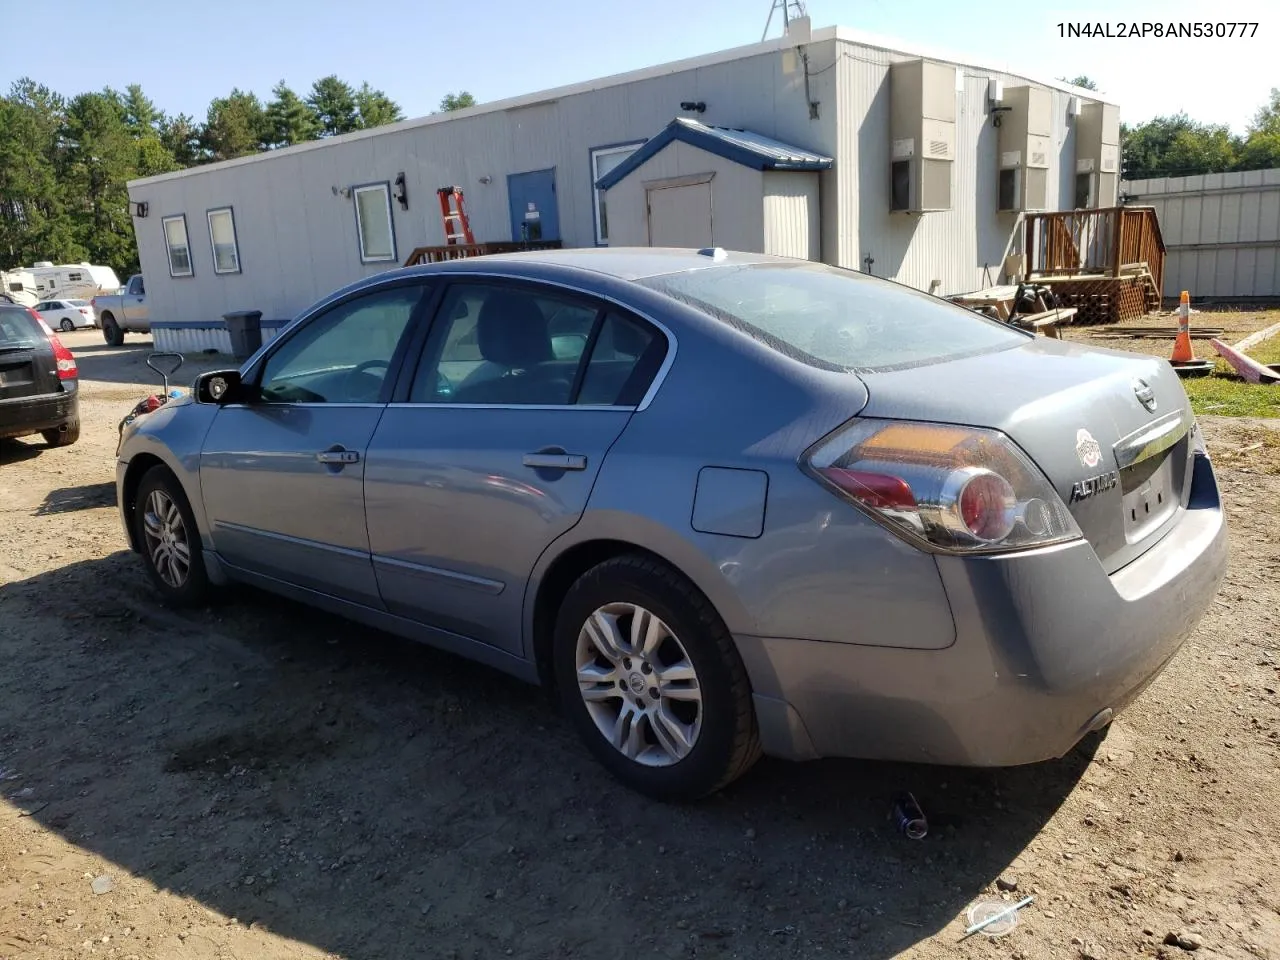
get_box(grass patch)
[1180,326,1280,418]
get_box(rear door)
[364,278,668,654]
[0,307,57,402]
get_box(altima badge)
[1075,428,1102,469]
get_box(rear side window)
[0,308,41,345]
[408,283,666,406]
[641,262,1026,372]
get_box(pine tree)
[354,83,404,129]
[266,81,321,147]
[202,89,268,161]
[307,76,359,137]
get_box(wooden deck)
[1023,207,1166,324]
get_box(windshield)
[641,262,1027,372]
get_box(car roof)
[409,247,795,282]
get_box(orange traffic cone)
[1171,290,1195,363]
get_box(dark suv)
[0,304,81,447]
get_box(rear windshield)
[640,262,1027,372]
[69,299,90,306]
[0,308,41,346]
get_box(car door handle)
[317,448,360,465]
[522,452,587,471]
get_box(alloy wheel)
[141,489,191,588]
[575,602,703,766]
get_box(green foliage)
[202,88,268,161]
[355,83,404,128]
[307,76,359,137]
[1122,88,1280,179]
[438,91,477,112]
[266,81,321,147]
[1061,75,1099,91]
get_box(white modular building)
[126,24,1116,345]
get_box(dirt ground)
[2,330,1278,960]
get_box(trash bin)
[223,310,263,360]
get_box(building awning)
[595,117,833,190]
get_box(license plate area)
[1120,447,1179,541]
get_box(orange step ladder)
[437,186,475,245]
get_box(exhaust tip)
[1084,707,1113,734]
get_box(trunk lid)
[0,307,61,401]
[857,337,1194,573]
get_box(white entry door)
[646,181,713,248]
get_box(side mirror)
[195,369,247,404]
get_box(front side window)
[257,284,423,404]
[591,143,642,245]
[642,262,1026,373]
[353,183,396,263]
[409,282,665,406]
[207,207,240,274]
[162,214,193,277]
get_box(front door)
[507,168,560,243]
[125,275,148,325]
[199,281,428,606]
[365,279,668,654]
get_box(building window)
[353,183,397,263]
[590,142,643,245]
[207,207,241,274]
[162,214,193,277]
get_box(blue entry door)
[507,168,560,243]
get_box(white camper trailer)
[1,269,38,307]
[26,262,121,300]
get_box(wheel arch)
[120,450,207,553]
[524,513,755,692]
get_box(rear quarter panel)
[529,294,958,652]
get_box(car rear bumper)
[739,450,1229,766]
[0,389,78,440]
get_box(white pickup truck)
[91,274,149,346]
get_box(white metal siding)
[128,31,1118,325]
[1125,168,1280,298]
[589,143,766,251]
[762,170,819,259]
[830,39,1086,295]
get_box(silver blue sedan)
[116,249,1228,800]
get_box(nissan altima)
[115,249,1228,801]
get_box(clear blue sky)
[0,0,1272,132]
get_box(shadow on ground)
[0,437,46,465]
[35,481,116,516]
[0,553,1095,959]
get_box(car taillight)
[29,307,78,379]
[802,418,1080,554]
[79,307,90,315]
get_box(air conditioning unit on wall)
[997,86,1052,212]
[1075,101,1120,209]
[889,59,957,213]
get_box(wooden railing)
[1025,206,1165,294]
[403,240,562,267]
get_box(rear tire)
[133,465,210,607]
[41,421,79,447]
[102,314,124,346]
[59,318,74,332]
[553,553,760,802]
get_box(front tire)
[553,554,760,801]
[102,314,124,346]
[133,465,209,607]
